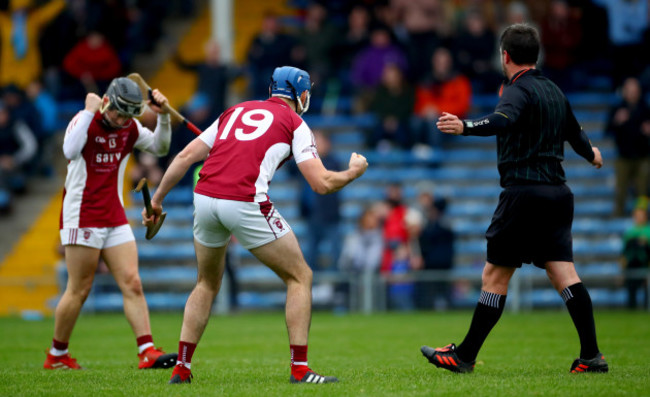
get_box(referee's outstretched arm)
[436,111,509,136]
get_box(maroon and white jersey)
[195,97,318,202]
[60,110,171,229]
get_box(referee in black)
[420,24,607,374]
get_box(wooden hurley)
[127,73,203,136]
[134,178,166,240]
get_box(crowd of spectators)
[243,0,650,154]
[0,0,196,213]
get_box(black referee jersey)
[462,68,595,187]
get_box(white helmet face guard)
[297,90,311,115]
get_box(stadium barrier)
[43,267,650,315]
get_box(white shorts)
[193,193,291,250]
[60,224,135,249]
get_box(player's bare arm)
[142,137,211,227]
[439,111,511,137]
[297,152,368,195]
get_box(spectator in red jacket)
[62,31,122,99]
[540,0,583,91]
[413,47,472,150]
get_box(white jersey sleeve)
[134,113,171,155]
[198,118,220,148]
[62,110,93,160]
[292,121,318,164]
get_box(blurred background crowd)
[1,0,649,312]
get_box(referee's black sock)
[456,290,506,363]
[561,282,600,359]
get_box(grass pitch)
[1,310,648,396]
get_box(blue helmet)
[269,66,312,115]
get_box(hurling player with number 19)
[143,66,368,385]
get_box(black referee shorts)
[486,183,573,268]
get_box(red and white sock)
[137,335,154,354]
[290,344,309,380]
[177,341,197,369]
[49,339,68,356]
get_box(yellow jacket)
[0,0,66,89]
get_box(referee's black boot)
[421,343,475,373]
[570,353,608,373]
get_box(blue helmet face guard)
[269,66,312,115]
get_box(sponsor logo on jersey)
[95,152,122,164]
[95,136,107,143]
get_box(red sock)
[178,341,197,368]
[136,335,154,353]
[52,339,68,351]
[290,344,309,379]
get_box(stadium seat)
[566,92,618,107]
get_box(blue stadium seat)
[573,201,613,216]
[574,110,608,124]
[447,201,494,217]
[572,219,631,235]
[454,240,485,255]
[330,130,365,146]
[144,293,191,310]
[440,149,497,163]
[163,187,194,205]
[237,265,277,282]
[577,262,621,277]
[566,166,613,179]
[303,113,376,129]
[566,92,618,107]
[573,238,621,255]
[471,94,499,109]
[133,225,193,242]
[139,266,197,283]
[238,291,287,309]
[341,202,363,220]
[269,188,299,202]
[452,219,489,235]
[138,243,195,261]
[569,184,613,198]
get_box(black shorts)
[486,184,573,268]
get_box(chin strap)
[285,80,311,115]
[99,95,110,114]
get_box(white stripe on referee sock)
[561,287,574,303]
[479,290,503,309]
[293,361,308,366]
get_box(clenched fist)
[85,93,102,113]
[147,89,169,114]
[349,152,368,178]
